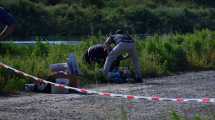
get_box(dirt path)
[0,71,215,120]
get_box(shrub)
[1,0,215,37]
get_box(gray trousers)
[103,42,142,79]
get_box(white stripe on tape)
[0,62,214,104]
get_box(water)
[0,41,81,45]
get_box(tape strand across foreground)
[0,62,215,104]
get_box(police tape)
[0,62,215,104]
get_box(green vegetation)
[0,0,215,37]
[1,1,215,119]
[0,30,215,92]
[171,111,215,120]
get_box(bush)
[1,0,215,37]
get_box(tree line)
[0,0,215,38]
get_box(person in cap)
[103,29,142,83]
[0,7,16,40]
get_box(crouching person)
[83,44,127,71]
[83,44,129,83]
[103,30,142,83]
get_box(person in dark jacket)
[0,7,16,40]
[103,30,142,83]
[83,44,108,65]
[83,44,127,71]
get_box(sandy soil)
[0,71,215,120]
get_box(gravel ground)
[0,71,215,120]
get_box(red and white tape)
[0,62,215,104]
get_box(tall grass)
[137,29,215,76]
[0,30,215,92]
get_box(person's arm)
[104,36,114,54]
[104,36,112,46]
